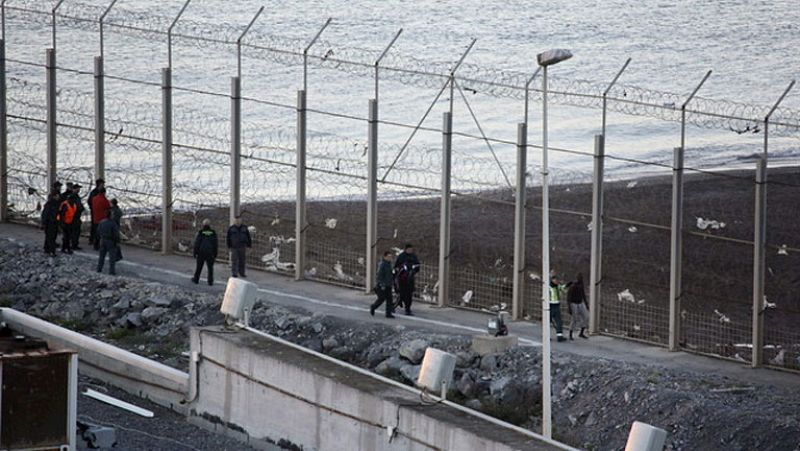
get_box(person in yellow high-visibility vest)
[549,270,567,342]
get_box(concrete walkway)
[1,222,795,390]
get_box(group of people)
[190,214,252,286]
[369,243,421,318]
[41,178,124,274]
[549,271,590,341]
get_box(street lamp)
[537,48,572,440]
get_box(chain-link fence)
[1,1,799,373]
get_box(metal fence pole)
[230,76,241,224]
[295,90,307,281]
[438,112,453,307]
[752,157,766,368]
[511,122,527,320]
[365,99,378,293]
[161,67,173,255]
[46,48,57,190]
[94,56,105,180]
[589,134,605,334]
[0,39,7,222]
[668,146,684,351]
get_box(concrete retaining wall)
[0,308,189,412]
[189,326,574,451]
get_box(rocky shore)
[1,237,798,450]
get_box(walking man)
[394,243,421,316]
[549,270,567,342]
[88,178,105,248]
[567,273,590,340]
[96,210,120,275]
[41,192,60,256]
[370,251,396,318]
[58,194,78,254]
[90,187,111,250]
[192,219,218,286]
[226,215,251,278]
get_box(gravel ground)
[2,237,800,450]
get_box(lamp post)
[537,48,572,440]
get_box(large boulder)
[399,339,429,364]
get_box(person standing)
[69,184,85,251]
[109,198,123,226]
[226,215,251,278]
[549,271,567,342]
[192,219,218,286]
[394,243,421,316]
[90,187,111,250]
[41,193,60,256]
[87,178,105,248]
[58,194,78,254]
[370,251,395,318]
[567,273,590,340]
[96,210,120,275]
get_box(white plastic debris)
[777,245,788,256]
[248,225,257,233]
[270,216,280,226]
[462,290,473,304]
[696,217,726,231]
[587,222,593,231]
[628,226,638,233]
[357,257,365,266]
[714,309,731,323]
[325,218,338,229]
[529,272,541,281]
[633,324,641,331]
[83,389,154,418]
[494,258,503,268]
[393,228,398,239]
[626,181,638,189]
[770,349,785,366]
[333,261,352,281]
[177,242,189,253]
[392,247,403,255]
[617,289,636,303]
[261,248,280,264]
[305,267,317,278]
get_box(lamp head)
[537,49,572,67]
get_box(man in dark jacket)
[370,251,395,318]
[96,210,120,275]
[192,219,218,286]
[41,193,60,256]
[226,215,252,278]
[109,198,123,226]
[567,273,590,340]
[394,243,421,316]
[87,178,105,248]
[69,184,85,250]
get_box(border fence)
[0,1,799,372]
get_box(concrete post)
[668,146,684,351]
[438,112,452,307]
[589,134,605,334]
[295,90,307,281]
[94,56,105,181]
[230,76,241,224]
[0,39,7,222]
[511,122,527,320]
[161,67,173,255]
[46,48,57,190]
[752,157,766,368]
[365,99,378,293]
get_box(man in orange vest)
[58,195,78,254]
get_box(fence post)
[589,134,605,334]
[0,39,7,222]
[511,122,527,320]
[94,56,104,181]
[230,76,241,224]
[295,90,307,281]
[46,48,57,189]
[161,67,172,255]
[438,112,452,307]
[668,146,684,351]
[752,157,766,368]
[365,99,378,293]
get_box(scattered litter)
[626,181,638,189]
[357,257,365,266]
[764,297,777,309]
[248,225,257,233]
[696,217,726,231]
[777,245,788,256]
[393,228,398,239]
[713,309,731,324]
[633,324,641,331]
[270,216,280,226]
[462,290,473,304]
[333,261,353,281]
[325,218,338,229]
[177,242,189,253]
[305,267,317,278]
[529,272,541,281]
[261,248,280,264]
[392,247,403,255]
[710,386,754,394]
[770,349,785,366]
[617,289,636,303]
[733,353,746,362]
[628,226,638,233]
[494,258,503,268]
[83,389,154,418]
[587,222,593,231]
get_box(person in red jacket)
[90,187,111,250]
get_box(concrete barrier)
[0,308,189,412]
[189,325,577,451]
